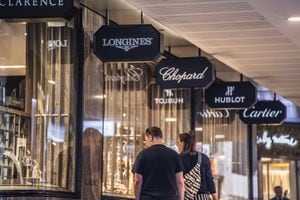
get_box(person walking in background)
[270,186,289,200]
[178,132,217,200]
[132,126,185,200]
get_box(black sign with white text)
[155,57,213,89]
[205,81,257,109]
[93,25,162,62]
[0,0,79,19]
[239,101,286,124]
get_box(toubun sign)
[239,100,287,124]
[0,0,79,19]
[155,57,214,89]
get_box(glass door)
[261,158,297,200]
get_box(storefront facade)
[1,2,300,200]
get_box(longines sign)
[205,81,257,109]
[239,100,286,124]
[93,25,162,62]
[155,57,213,89]
[0,0,79,19]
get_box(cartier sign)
[155,57,213,89]
[205,81,257,109]
[0,0,79,19]
[239,100,286,124]
[93,25,162,62]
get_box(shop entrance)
[260,158,299,200]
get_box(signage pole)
[141,11,144,24]
[191,49,202,133]
[105,9,110,25]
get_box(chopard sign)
[93,25,162,62]
[158,67,208,84]
[155,57,213,89]
[105,68,143,84]
[102,38,153,52]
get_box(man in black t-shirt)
[132,126,184,200]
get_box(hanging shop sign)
[93,24,162,62]
[239,100,286,124]
[0,0,79,19]
[205,81,257,109]
[155,57,213,89]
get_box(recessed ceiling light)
[287,17,300,22]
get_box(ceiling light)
[0,65,26,69]
[287,17,300,22]
[94,95,106,99]
[195,127,203,131]
[165,117,176,122]
[48,80,56,84]
[215,134,225,139]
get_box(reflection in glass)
[0,20,77,192]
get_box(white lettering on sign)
[243,108,282,118]
[225,86,234,96]
[47,39,67,51]
[257,130,298,149]
[215,96,245,103]
[197,109,229,118]
[0,0,64,6]
[159,67,208,83]
[213,85,248,105]
[164,90,173,97]
[102,37,153,52]
[105,68,143,84]
[154,98,184,104]
[154,90,184,105]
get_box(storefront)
[1,1,299,200]
[257,123,300,200]
[0,0,82,199]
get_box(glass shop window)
[0,20,78,192]
[101,62,191,197]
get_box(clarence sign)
[93,25,162,62]
[205,81,257,109]
[239,100,286,124]
[155,57,213,89]
[0,0,79,19]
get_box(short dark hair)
[145,127,163,138]
[274,186,282,191]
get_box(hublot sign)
[205,81,257,109]
[93,25,162,62]
[0,0,79,19]
[239,100,287,124]
[155,57,214,89]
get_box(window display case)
[101,62,191,198]
[0,19,79,195]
